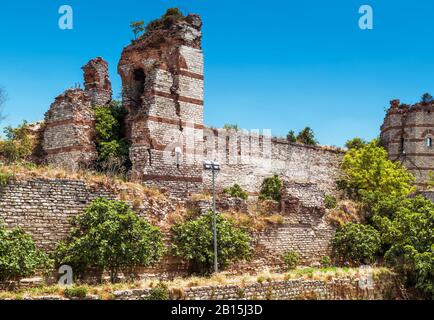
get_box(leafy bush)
[259,174,283,202]
[93,102,131,175]
[54,198,165,283]
[282,251,299,270]
[0,223,52,281]
[130,20,145,39]
[320,256,332,267]
[332,223,381,265]
[223,184,248,200]
[64,286,89,299]
[345,138,367,150]
[171,211,252,274]
[223,124,239,131]
[145,8,185,33]
[0,168,13,187]
[324,195,337,209]
[0,121,34,164]
[338,139,415,216]
[373,196,434,298]
[145,282,170,300]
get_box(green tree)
[0,223,52,281]
[145,8,185,33]
[223,184,248,200]
[373,196,434,297]
[282,251,299,270]
[93,102,131,175]
[421,92,433,104]
[296,127,318,146]
[130,21,145,40]
[54,198,165,283]
[0,121,34,163]
[338,139,415,216]
[286,130,297,143]
[345,137,368,150]
[171,211,252,274]
[332,223,381,265]
[259,174,283,202]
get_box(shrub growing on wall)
[223,184,248,200]
[332,223,381,265]
[282,250,299,270]
[93,101,131,176]
[54,198,165,283]
[259,174,283,202]
[171,211,252,274]
[324,195,337,209]
[0,223,52,281]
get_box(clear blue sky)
[1,0,433,147]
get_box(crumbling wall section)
[118,14,204,198]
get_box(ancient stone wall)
[381,100,434,189]
[203,128,344,196]
[42,57,112,170]
[118,14,204,198]
[0,178,173,251]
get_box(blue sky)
[0,0,433,147]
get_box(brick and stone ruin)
[381,99,434,189]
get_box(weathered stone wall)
[203,128,344,196]
[113,273,401,300]
[118,14,204,198]
[42,57,112,170]
[0,178,173,251]
[381,100,434,189]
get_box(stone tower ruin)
[380,99,434,188]
[42,57,112,170]
[118,14,204,196]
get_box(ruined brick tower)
[380,99,434,189]
[43,57,112,170]
[118,14,204,196]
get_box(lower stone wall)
[114,273,401,300]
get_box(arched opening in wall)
[426,137,433,148]
[127,69,146,109]
[400,138,405,154]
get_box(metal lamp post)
[203,160,221,273]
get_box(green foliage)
[93,102,131,175]
[64,286,89,299]
[373,196,434,297]
[286,127,319,146]
[286,130,297,143]
[259,174,283,202]
[130,20,145,39]
[338,139,415,216]
[223,184,248,200]
[0,168,13,187]
[0,121,34,164]
[145,8,184,33]
[324,195,337,209]
[282,251,299,270]
[320,256,332,267]
[145,282,170,300]
[171,211,252,274]
[345,138,368,150]
[296,127,318,146]
[54,198,165,283]
[223,124,239,131]
[428,171,434,190]
[332,223,381,265]
[421,92,433,104]
[0,223,52,281]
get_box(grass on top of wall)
[0,267,394,300]
[0,162,166,202]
